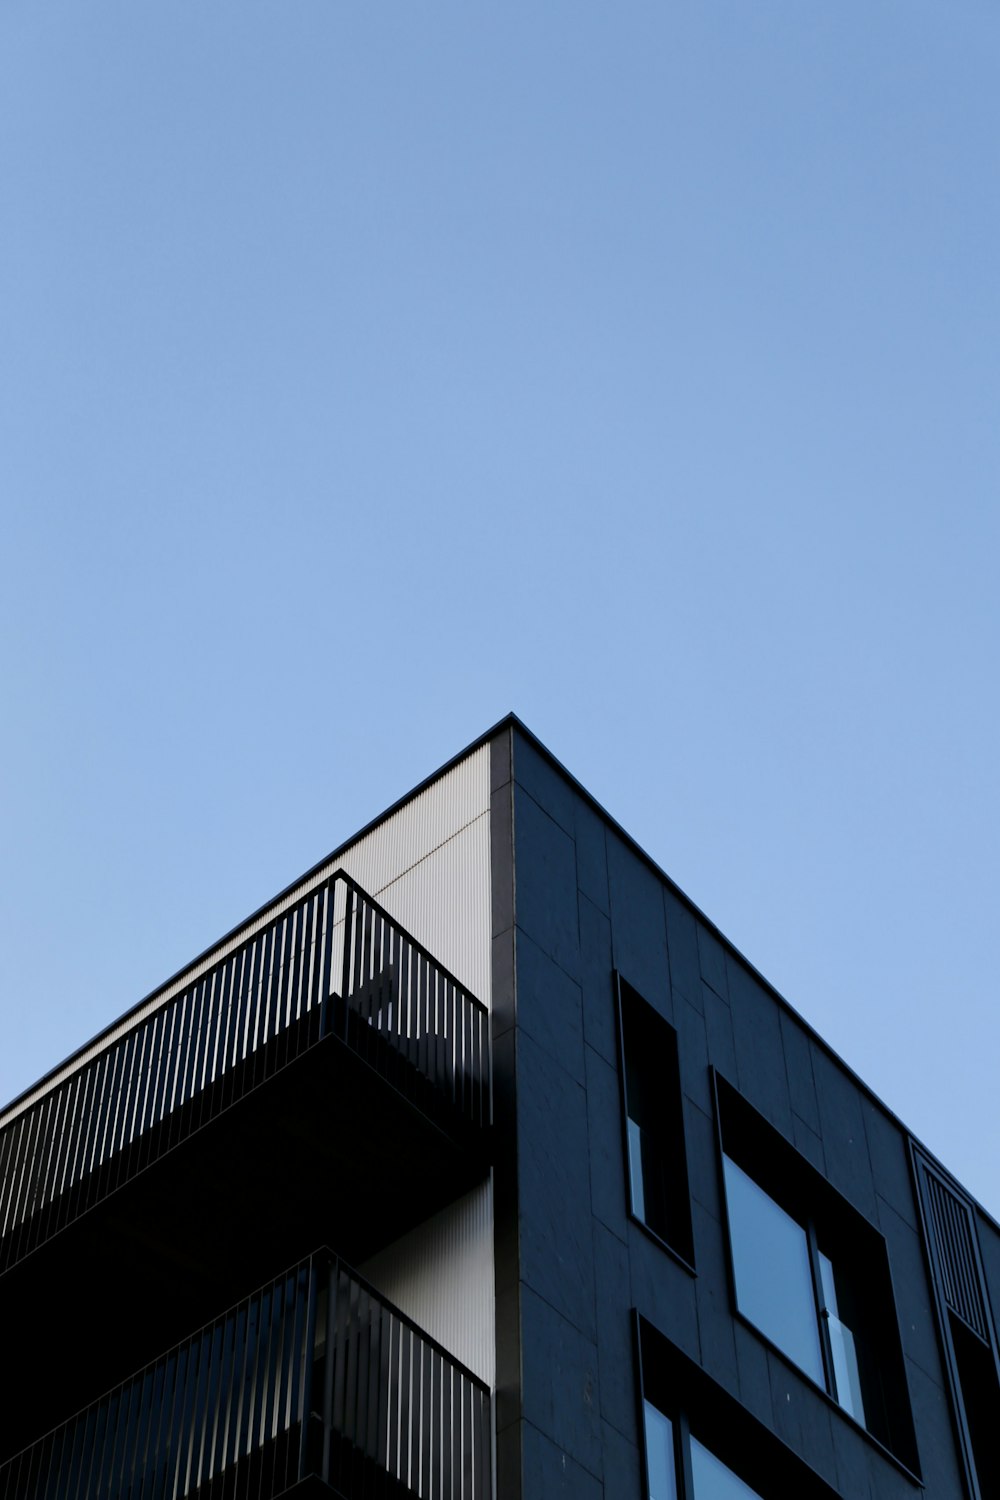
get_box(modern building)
[0,716,997,1500]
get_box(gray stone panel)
[521,1421,604,1498]
[579,896,616,1066]
[663,887,702,1008]
[692,1199,739,1397]
[576,802,610,915]
[766,1352,838,1491]
[862,1099,918,1232]
[513,733,577,836]
[585,1043,628,1243]
[697,926,729,1000]
[514,788,581,981]
[728,958,793,1136]
[628,1225,699,1364]
[517,1030,596,1340]
[593,1221,636,1442]
[520,1288,603,1481]
[811,1045,878,1220]
[606,833,671,1013]
[516,927,585,1086]
[779,1009,820,1134]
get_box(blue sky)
[2,2,998,1212]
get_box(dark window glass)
[690,1437,763,1500]
[617,976,693,1265]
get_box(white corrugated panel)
[347,812,491,1004]
[335,747,489,902]
[359,1179,495,1387]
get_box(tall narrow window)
[616,975,693,1266]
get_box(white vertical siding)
[343,811,491,1004]
[359,1179,495,1387]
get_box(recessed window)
[616,974,693,1266]
[637,1314,843,1500]
[717,1077,919,1476]
[644,1401,764,1499]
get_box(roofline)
[502,716,1000,1234]
[3,710,993,1234]
[0,714,514,1120]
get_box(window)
[637,1314,842,1500]
[616,974,693,1266]
[644,1401,763,1499]
[716,1077,919,1477]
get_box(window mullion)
[805,1219,837,1402]
[675,1410,694,1500]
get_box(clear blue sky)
[2,2,998,1212]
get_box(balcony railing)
[0,1250,492,1500]
[0,874,490,1274]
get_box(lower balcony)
[0,1250,491,1500]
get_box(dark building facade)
[1,717,997,1500]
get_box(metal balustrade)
[0,874,490,1274]
[0,1251,492,1500]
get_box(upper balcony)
[0,1247,491,1500]
[0,873,491,1455]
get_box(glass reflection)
[819,1252,866,1424]
[643,1400,678,1500]
[628,1118,647,1222]
[723,1155,825,1387]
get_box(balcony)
[0,1249,491,1500]
[0,875,491,1456]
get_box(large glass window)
[722,1153,868,1429]
[616,975,693,1265]
[723,1155,825,1387]
[716,1077,919,1476]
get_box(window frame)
[615,972,695,1271]
[635,1311,844,1500]
[713,1071,921,1482]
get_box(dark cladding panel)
[575,801,611,915]
[513,734,578,837]
[585,1043,629,1242]
[779,1008,821,1136]
[810,1044,878,1221]
[522,1422,603,1499]
[517,1030,596,1341]
[862,1100,918,1233]
[593,1220,636,1441]
[606,833,671,1014]
[519,1287,603,1481]
[514,788,581,981]
[727,958,793,1137]
[516,928,585,1087]
[663,887,702,1010]
[580,894,616,1066]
